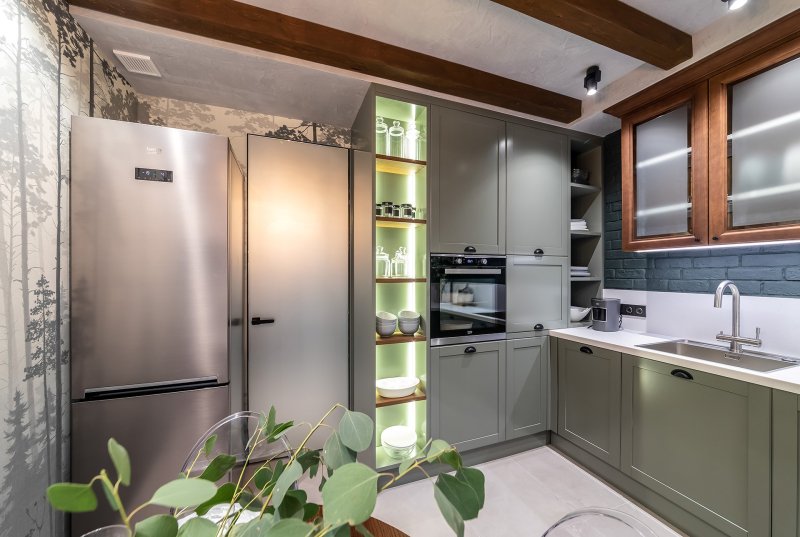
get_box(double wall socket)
[621,303,647,318]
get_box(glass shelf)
[376,389,426,408]
[376,155,427,175]
[376,277,426,284]
[375,333,426,345]
[376,216,427,229]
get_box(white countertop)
[550,327,800,395]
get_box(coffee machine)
[591,298,622,332]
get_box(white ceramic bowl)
[398,310,421,320]
[376,319,397,337]
[381,425,417,454]
[569,306,592,322]
[376,376,420,398]
[383,443,415,460]
[397,319,420,335]
[376,311,397,322]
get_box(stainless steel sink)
[636,339,800,372]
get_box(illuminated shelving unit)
[373,96,429,470]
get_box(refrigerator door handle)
[83,376,219,400]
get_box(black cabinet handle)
[464,246,476,253]
[464,346,477,354]
[671,369,693,380]
[251,317,275,325]
[579,346,593,354]
[534,324,544,330]
[534,248,544,255]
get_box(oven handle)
[443,268,502,275]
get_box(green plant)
[47,404,485,537]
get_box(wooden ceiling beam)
[69,0,582,123]
[491,0,692,70]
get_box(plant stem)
[98,472,132,529]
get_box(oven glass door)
[431,267,506,344]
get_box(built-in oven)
[430,255,506,346]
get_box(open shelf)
[570,183,601,198]
[376,437,428,471]
[375,333,426,345]
[376,155,427,175]
[376,216,427,229]
[571,277,602,282]
[376,389,426,408]
[570,230,601,238]
[376,277,426,284]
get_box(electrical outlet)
[621,303,647,318]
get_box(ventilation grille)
[113,50,161,77]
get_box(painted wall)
[603,130,800,297]
[0,1,139,536]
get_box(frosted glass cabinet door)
[710,46,800,243]
[622,84,708,250]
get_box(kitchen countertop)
[550,327,800,395]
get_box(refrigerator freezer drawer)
[70,385,229,536]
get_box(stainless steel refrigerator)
[70,117,240,535]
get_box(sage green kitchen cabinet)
[507,255,568,333]
[772,389,800,537]
[621,355,770,537]
[430,106,506,254]
[506,123,569,257]
[431,341,505,451]
[505,337,548,439]
[557,339,621,467]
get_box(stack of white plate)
[376,311,397,337]
[397,310,421,335]
[376,376,419,398]
[381,425,417,459]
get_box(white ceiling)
[73,0,760,135]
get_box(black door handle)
[579,346,593,354]
[534,324,544,330]
[251,317,275,325]
[464,246,476,253]
[671,369,693,380]
[534,249,544,256]
[464,346,477,354]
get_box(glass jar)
[376,116,389,156]
[381,201,393,217]
[392,204,401,218]
[375,204,382,216]
[392,247,409,277]
[405,121,421,161]
[401,204,414,219]
[376,246,391,278]
[388,120,405,157]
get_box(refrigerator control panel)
[135,167,173,183]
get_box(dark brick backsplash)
[602,130,800,297]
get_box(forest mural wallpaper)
[0,0,138,535]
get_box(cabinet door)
[506,337,547,439]
[507,255,568,333]
[506,123,569,256]
[621,355,770,537]
[431,106,506,254]
[621,83,709,251]
[557,340,621,467]
[431,341,505,451]
[773,390,800,537]
[709,43,800,244]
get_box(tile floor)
[369,446,687,537]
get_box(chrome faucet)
[713,280,762,354]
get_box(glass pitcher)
[388,120,405,158]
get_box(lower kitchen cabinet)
[431,341,505,451]
[621,355,771,537]
[772,390,800,537]
[505,337,548,440]
[557,339,621,467]
[506,255,568,334]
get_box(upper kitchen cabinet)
[430,106,506,254]
[708,40,800,244]
[506,123,569,257]
[621,83,709,251]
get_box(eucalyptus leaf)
[229,516,273,537]
[433,484,464,537]
[302,502,320,522]
[253,466,273,491]
[100,479,120,511]
[149,478,217,508]
[425,439,452,463]
[398,457,416,476]
[296,449,321,472]
[267,406,277,434]
[198,454,236,482]
[134,514,178,537]
[108,438,131,486]
[438,448,463,470]
[321,462,379,527]
[454,468,485,512]
[202,434,218,457]
[176,517,217,537]
[267,421,294,442]
[354,524,374,537]
[195,482,235,516]
[46,483,98,513]
[276,490,305,521]
[338,411,373,452]
[238,489,263,511]
[434,473,480,520]
[271,460,302,509]
[264,518,315,537]
[322,432,355,470]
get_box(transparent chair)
[542,507,657,537]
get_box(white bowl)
[376,311,397,322]
[376,376,420,398]
[381,425,417,450]
[398,310,421,320]
[569,306,592,322]
[382,444,415,460]
[397,319,420,335]
[376,320,397,337]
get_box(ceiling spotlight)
[584,66,601,96]
[722,0,748,10]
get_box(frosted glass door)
[729,56,800,229]
[633,105,692,237]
